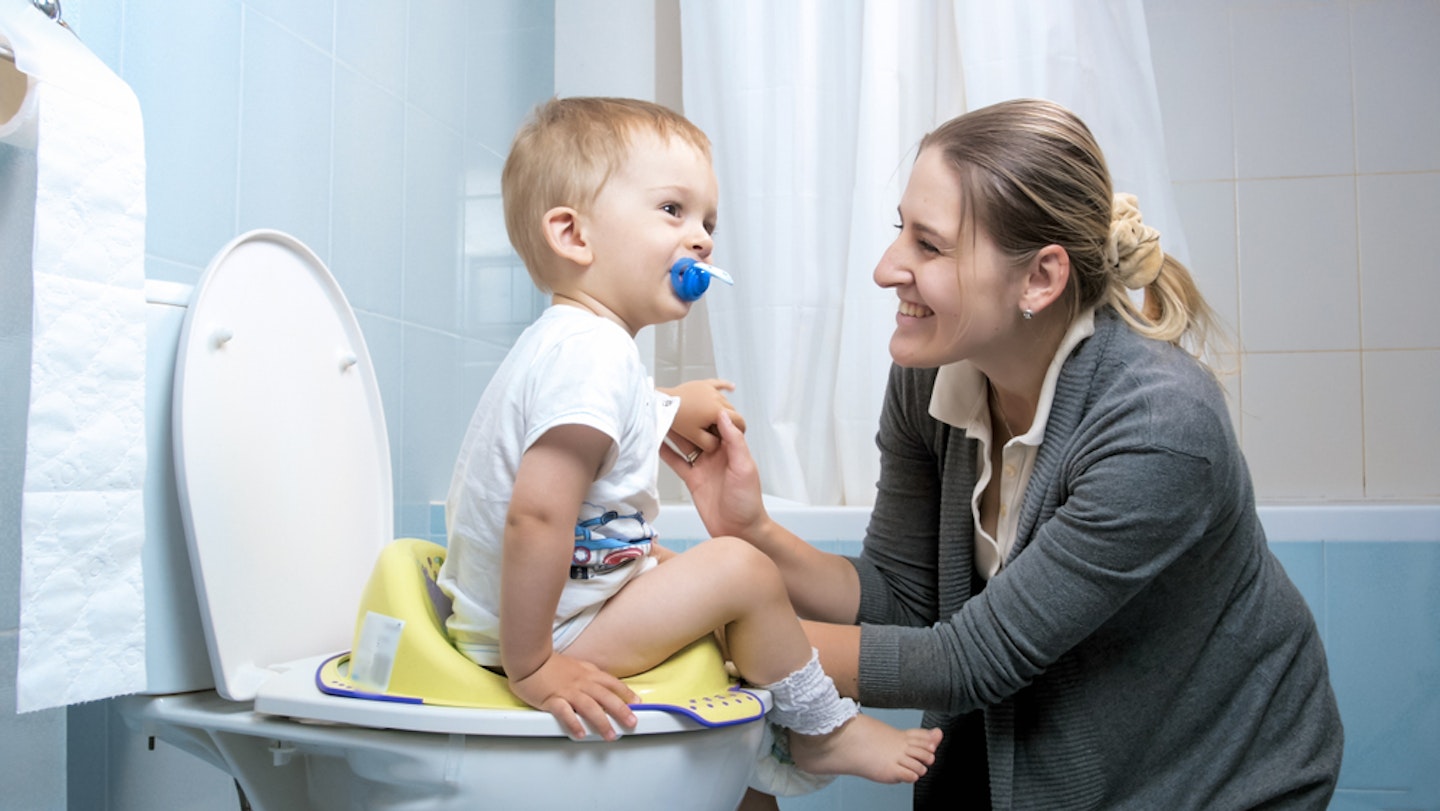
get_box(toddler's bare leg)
[568,538,941,783]
[564,537,812,680]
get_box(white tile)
[465,261,516,326]
[336,0,409,96]
[407,0,467,133]
[354,312,404,525]
[399,326,465,513]
[465,20,554,153]
[143,255,202,287]
[460,332,514,403]
[1213,353,1244,449]
[0,634,67,809]
[463,195,510,262]
[62,1,124,73]
[1358,172,1440,350]
[123,0,242,269]
[238,11,334,262]
[1240,351,1363,500]
[401,109,465,333]
[510,264,546,323]
[245,0,335,53]
[1363,350,1440,499]
[461,145,515,324]
[464,142,506,198]
[1237,177,1359,351]
[1352,0,1440,173]
[469,0,555,32]
[1145,4,1234,181]
[332,66,406,319]
[1172,181,1240,340]
[1230,3,1354,179]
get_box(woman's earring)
[1021,308,1034,320]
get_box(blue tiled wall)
[1274,541,1440,810]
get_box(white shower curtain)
[678,0,1181,506]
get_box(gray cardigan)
[851,308,1342,810]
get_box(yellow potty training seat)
[318,539,766,729]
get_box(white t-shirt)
[438,305,678,666]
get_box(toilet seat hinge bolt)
[269,740,296,767]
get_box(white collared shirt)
[927,309,1097,579]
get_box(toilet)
[116,230,769,811]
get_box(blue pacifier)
[670,257,735,302]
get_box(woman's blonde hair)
[919,98,1222,364]
[501,96,712,292]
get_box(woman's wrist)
[738,511,783,553]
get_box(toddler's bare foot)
[787,714,942,784]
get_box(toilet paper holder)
[1,1,73,64]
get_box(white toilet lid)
[173,230,391,702]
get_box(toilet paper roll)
[2,4,149,712]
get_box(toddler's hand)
[661,378,747,459]
[508,652,638,741]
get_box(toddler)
[437,96,941,786]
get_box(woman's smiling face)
[873,146,1022,370]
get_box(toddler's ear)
[542,206,593,267]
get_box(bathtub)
[655,500,1439,546]
[652,501,1440,810]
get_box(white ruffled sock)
[757,648,858,736]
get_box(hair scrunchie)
[1105,193,1163,289]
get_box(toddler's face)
[581,131,719,334]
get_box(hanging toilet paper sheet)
[1,3,149,712]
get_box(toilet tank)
[141,279,213,693]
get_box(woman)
[667,99,1343,809]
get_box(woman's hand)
[662,410,769,541]
[666,412,865,624]
[507,651,639,741]
[660,379,747,457]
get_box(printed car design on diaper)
[570,507,654,580]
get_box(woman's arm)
[849,365,949,630]
[663,411,862,623]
